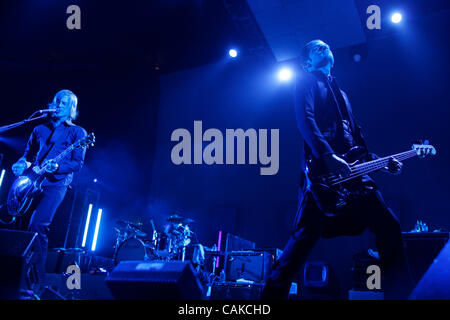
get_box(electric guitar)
[307,142,436,215]
[6,133,95,217]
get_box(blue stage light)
[0,169,5,188]
[91,208,103,251]
[229,49,238,58]
[82,204,93,247]
[278,68,293,82]
[391,13,402,23]
[93,178,98,183]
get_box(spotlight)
[391,12,402,23]
[278,68,293,82]
[93,178,98,183]
[353,54,362,63]
[228,49,238,58]
[349,44,368,63]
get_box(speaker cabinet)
[403,232,449,287]
[0,229,41,299]
[105,260,204,300]
[210,281,264,300]
[226,251,273,282]
[409,240,450,299]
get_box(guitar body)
[6,132,96,218]
[7,171,46,217]
[306,146,371,215]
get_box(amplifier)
[210,281,264,300]
[42,273,114,300]
[402,232,449,286]
[225,249,281,282]
[46,249,114,273]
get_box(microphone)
[38,108,57,114]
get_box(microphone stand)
[0,111,48,134]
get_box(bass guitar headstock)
[412,140,436,158]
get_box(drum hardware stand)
[150,219,158,247]
[112,229,123,263]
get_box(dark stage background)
[0,0,449,298]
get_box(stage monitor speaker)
[0,229,41,299]
[409,240,450,299]
[105,260,204,300]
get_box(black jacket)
[294,70,369,160]
[22,121,87,186]
[294,71,375,191]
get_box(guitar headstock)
[75,132,96,150]
[412,140,436,158]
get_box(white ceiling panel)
[247,0,367,61]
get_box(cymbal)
[133,230,147,237]
[166,214,195,224]
[116,219,130,228]
[115,219,147,237]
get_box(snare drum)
[114,238,156,265]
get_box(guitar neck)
[35,133,94,175]
[352,149,417,173]
[37,145,75,174]
[53,146,75,164]
[330,149,418,185]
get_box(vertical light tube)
[216,230,222,268]
[81,204,93,247]
[0,169,5,188]
[91,209,103,251]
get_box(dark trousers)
[27,186,67,278]
[262,189,412,300]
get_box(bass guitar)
[307,142,436,215]
[6,133,95,217]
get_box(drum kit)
[113,214,204,266]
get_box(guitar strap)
[326,76,356,133]
[37,123,69,165]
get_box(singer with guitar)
[262,40,435,300]
[11,89,88,280]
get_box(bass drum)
[114,238,157,265]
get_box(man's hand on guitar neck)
[323,153,352,178]
[383,157,403,175]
